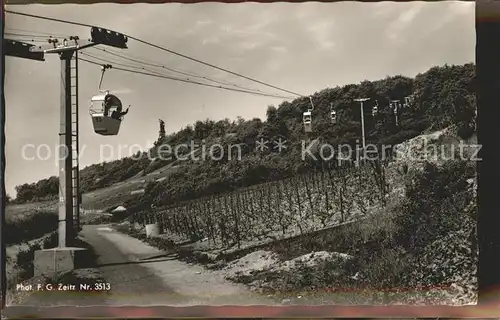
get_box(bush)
[16,243,41,281]
[339,159,476,296]
[42,232,59,249]
[456,120,476,140]
[355,247,416,290]
[5,211,58,245]
[394,160,474,253]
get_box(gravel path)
[10,224,275,306]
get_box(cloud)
[426,2,475,34]
[219,23,276,40]
[307,20,336,50]
[270,46,288,53]
[308,20,335,33]
[294,3,324,21]
[372,2,397,16]
[320,41,336,50]
[220,21,280,54]
[111,88,134,95]
[245,20,271,33]
[202,36,220,45]
[196,19,213,26]
[177,18,215,37]
[452,2,475,15]
[265,60,283,72]
[385,2,427,40]
[238,41,266,51]
[397,3,424,24]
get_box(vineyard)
[138,159,395,250]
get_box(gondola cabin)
[330,110,337,124]
[89,94,123,136]
[403,96,412,108]
[303,111,312,133]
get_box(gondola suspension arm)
[98,64,112,94]
[309,96,315,111]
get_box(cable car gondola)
[330,110,337,124]
[403,96,413,108]
[303,96,315,133]
[372,100,379,117]
[329,103,337,124]
[303,111,312,133]
[89,64,130,136]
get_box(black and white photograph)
[4,1,477,307]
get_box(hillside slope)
[82,147,202,210]
[8,63,475,214]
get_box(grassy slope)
[5,201,58,223]
[6,155,182,220]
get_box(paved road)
[12,224,274,306]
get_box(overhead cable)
[5,10,305,97]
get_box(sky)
[4,1,475,197]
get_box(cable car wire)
[4,27,278,95]
[80,51,288,98]
[79,57,295,100]
[127,36,304,98]
[4,32,57,43]
[4,32,56,39]
[83,51,288,97]
[5,10,305,98]
[80,51,172,76]
[5,27,70,38]
[6,27,296,99]
[4,37,50,44]
[91,47,214,78]
[4,32,66,44]
[89,47,279,94]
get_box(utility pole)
[74,49,81,233]
[13,27,128,248]
[60,49,74,246]
[354,98,370,159]
[390,100,401,127]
